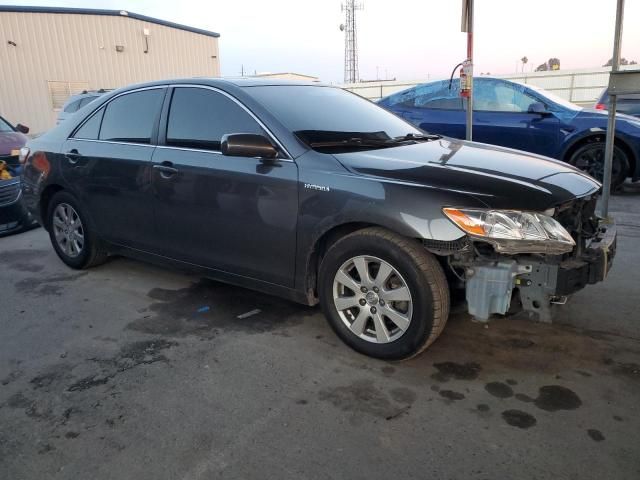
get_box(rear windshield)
[618,99,640,116]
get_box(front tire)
[318,227,450,360]
[568,138,629,190]
[46,191,108,269]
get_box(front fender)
[293,151,486,293]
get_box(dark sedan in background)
[379,77,640,189]
[0,115,36,235]
[595,88,640,118]
[21,78,615,359]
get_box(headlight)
[442,207,575,254]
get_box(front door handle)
[65,149,81,164]
[153,162,179,179]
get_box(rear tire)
[568,138,629,191]
[318,227,450,360]
[46,190,108,269]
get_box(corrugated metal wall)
[0,11,220,133]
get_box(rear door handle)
[65,149,81,164]
[153,162,179,179]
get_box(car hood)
[333,137,600,210]
[0,131,28,156]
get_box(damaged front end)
[432,196,616,322]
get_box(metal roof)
[0,5,220,38]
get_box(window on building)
[99,89,164,144]
[166,87,264,151]
[48,81,89,110]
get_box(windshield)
[246,85,422,151]
[526,84,582,111]
[0,116,15,133]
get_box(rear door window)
[166,87,264,151]
[99,89,164,144]
[382,80,463,110]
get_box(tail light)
[32,151,51,176]
[595,103,606,110]
[18,146,30,164]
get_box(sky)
[3,0,640,83]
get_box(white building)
[0,6,221,133]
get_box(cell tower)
[340,1,363,84]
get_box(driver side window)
[166,87,264,151]
[474,80,540,113]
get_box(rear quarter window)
[73,108,104,140]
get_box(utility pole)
[601,0,624,218]
[461,0,474,141]
[340,1,363,83]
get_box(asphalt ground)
[1,186,639,480]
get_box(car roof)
[111,77,330,91]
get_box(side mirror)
[221,133,278,159]
[527,102,550,116]
[16,123,30,134]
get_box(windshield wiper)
[308,133,440,149]
[308,137,393,148]
[388,132,441,143]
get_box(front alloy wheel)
[319,227,450,360]
[333,255,413,344]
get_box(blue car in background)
[379,77,640,189]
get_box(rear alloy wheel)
[52,203,85,258]
[569,140,629,190]
[319,227,450,360]
[47,191,108,269]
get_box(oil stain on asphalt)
[127,279,309,338]
[501,410,537,429]
[14,272,88,296]
[587,429,605,442]
[532,385,582,411]
[68,339,177,392]
[439,390,465,401]
[1,248,48,273]
[485,381,514,399]
[432,361,482,382]
[318,379,417,422]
